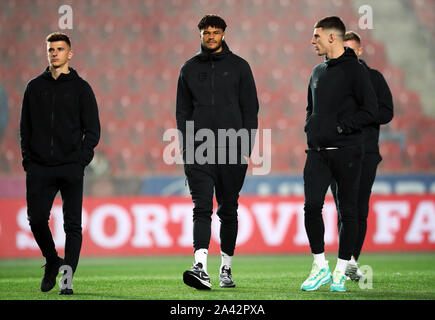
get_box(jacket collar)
[40,67,79,81]
[324,47,358,67]
[197,41,231,61]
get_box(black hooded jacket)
[176,41,259,156]
[20,67,100,169]
[359,60,394,154]
[305,47,378,149]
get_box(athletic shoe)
[40,257,64,292]
[183,262,211,290]
[330,270,346,292]
[301,261,332,291]
[219,266,236,288]
[345,260,363,282]
[59,288,74,295]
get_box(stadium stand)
[0,0,434,180]
[412,0,435,37]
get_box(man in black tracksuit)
[331,31,394,281]
[20,33,100,294]
[300,17,378,293]
[176,15,259,290]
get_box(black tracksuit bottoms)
[303,145,363,261]
[26,162,84,273]
[184,162,248,256]
[331,152,382,260]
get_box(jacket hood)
[40,67,80,81]
[324,47,358,67]
[197,41,231,61]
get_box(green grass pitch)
[0,253,434,300]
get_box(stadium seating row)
[0,0,434,177]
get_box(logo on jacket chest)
[199,72,207,82]
[198,71,230,82]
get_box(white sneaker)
[330,270,346,292]
[345,260,363,282]
[301,261,332,291]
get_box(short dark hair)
[314,16,346,40]
[343,31,361,44]
[197,14,227,31]
[46,32,71,48]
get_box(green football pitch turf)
[0,253,434,300]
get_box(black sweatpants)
[184,161,248,256]
[303,146,363,261]
[26,162,84,273]
[331,152,382,260]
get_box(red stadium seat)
[0,0,432,177]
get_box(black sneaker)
[59,288,74,295]
[219,266,236,288]
[183,263,211,290]
[40,257,63,292]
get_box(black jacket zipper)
[210,57,217,133]
[211,58,215,106]
[50,88,55,157]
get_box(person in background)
[330,31,394,281]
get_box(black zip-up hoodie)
[305,47,378,149]
[20,67,100,169]
[176,41,259,156]
[359,59,394,154]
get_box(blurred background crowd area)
[0,0,434,196]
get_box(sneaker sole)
[183,271,211,290]
[301,273,332,291]
[41,284,56,292]
[220,282,236,288]
[330,285,346,292]
[59,288,74,295]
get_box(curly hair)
[198,14,227,31]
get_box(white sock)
[350,256,357,264]
[194,249,208,273]
[313,253,327,269]
[335,258,349,274]
[220,251,232,271]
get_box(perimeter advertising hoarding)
[0,195,434,257]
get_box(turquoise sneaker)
[330,270,346,292]
[301,261,332,291]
